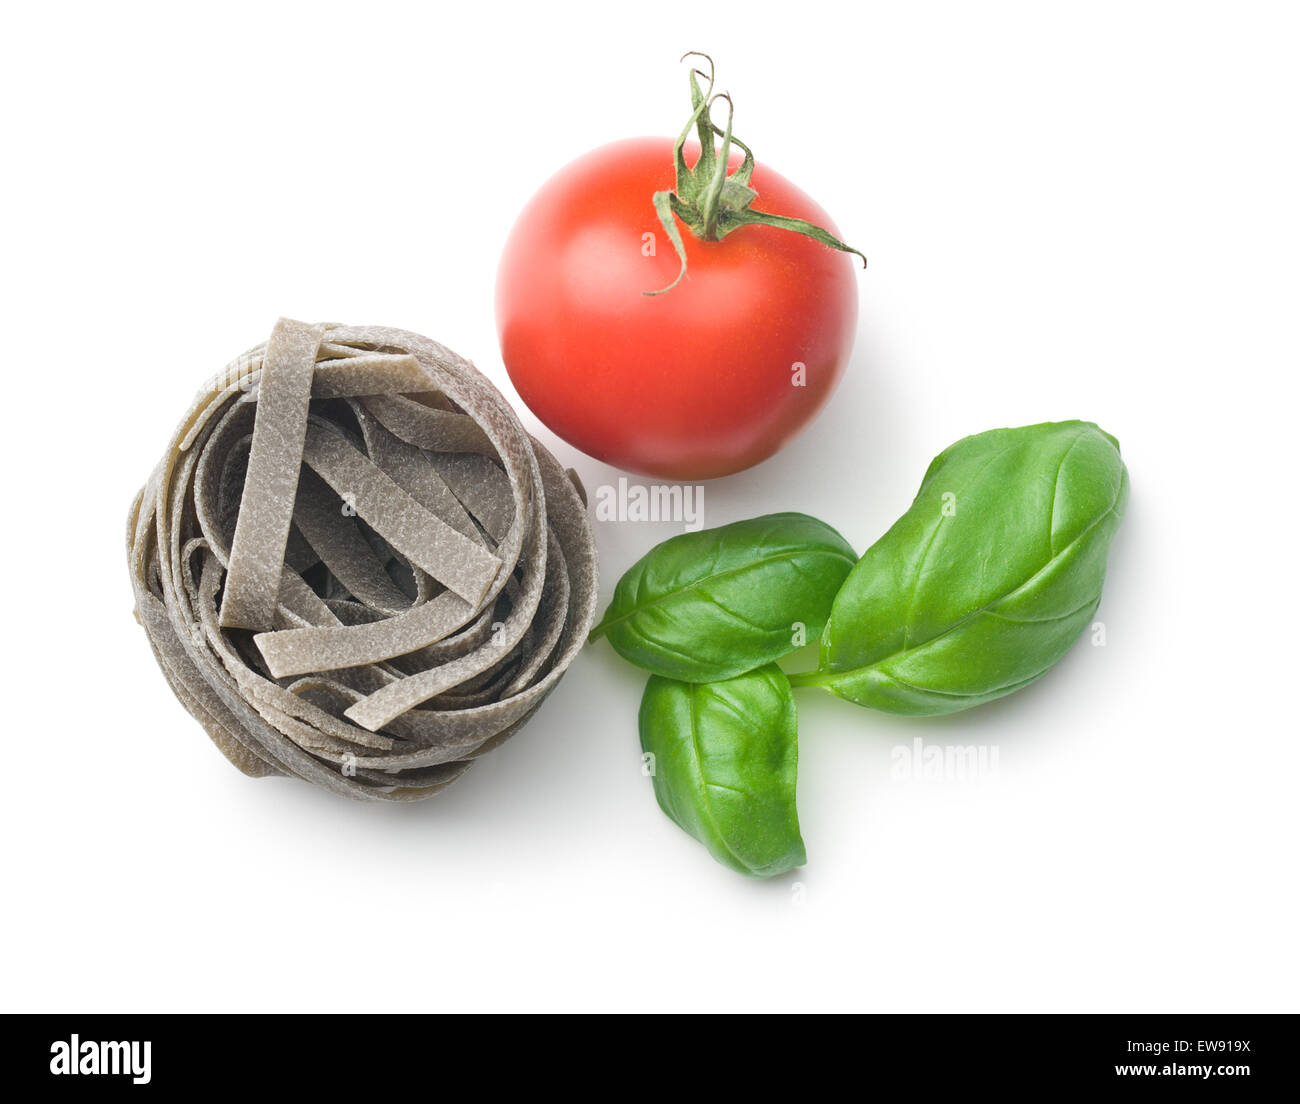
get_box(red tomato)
[496,137,859,480]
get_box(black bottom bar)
[3,1013,1292,1092]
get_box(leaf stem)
[785,668,832,689]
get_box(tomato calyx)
[646,53,867,296]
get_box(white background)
[2,1,1296,1013]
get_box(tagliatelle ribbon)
[127,319,599,801]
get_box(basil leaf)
[589,512,856,681]
[795,421,1128,714]
[639,665,805,877]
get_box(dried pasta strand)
[300,423,502,605]
[219,319,324,630]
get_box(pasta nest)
[127,319,599,800]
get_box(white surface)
[2,1,1296,1013]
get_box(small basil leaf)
[639,665,805,877]
[800,421,1128,714]
[590,512,856,681]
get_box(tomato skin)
[496,137,859,480]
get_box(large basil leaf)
[792,421,1128,714]
[589,512,855,682]
[639,665,805,877]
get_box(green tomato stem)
[645,52,866,296]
